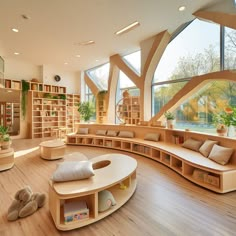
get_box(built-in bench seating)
[66,124,236,193]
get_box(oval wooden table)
[0,148,14,171]
[49,153,137,231]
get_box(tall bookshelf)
[116,96,140,125]
[66,94,80,133]
[96,93,108,124]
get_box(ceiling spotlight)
[12,28,19,32]
[115,21,140,35]
[178,6,186,11]
[14,52,20,55]
[64,62,68,65]
[75,55,81,58]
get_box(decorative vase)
[216,127,227,136]
[166,120,174,129]
[227,125,235,137]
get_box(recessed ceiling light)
[7,90,12,93]
[64,62,68,65]
[14,52,20,55]
[78,40,95,46]
[178,6,186,11]
[115,21,140,35]
[75,55,81,58]
[12,28,19,33]
[96,60,99,62]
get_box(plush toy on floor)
[7,186,46,221]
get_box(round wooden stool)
[0,148,14,171]
[40,140,66,160]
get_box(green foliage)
[58,94,66,100]
[21,80,30,119]
[77,101,95,122]
[164,111,175,120]
[213,107,236,127]
[97,90,108,100]
[0,125,10,142]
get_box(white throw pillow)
[199,140,219,157]
[77,128,89,134]
[96,130,107,136]
[118,131,134,138]
[182,138,203,152]
[52,161,94,182]
[106,130,118,137]
[208,144,234,165]
[144,133,160,142]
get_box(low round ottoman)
[40,140,66,160]
[0,148,14,171]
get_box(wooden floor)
[1,138,236,236]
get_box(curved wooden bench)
[66,133,236,193]
[49,154,137,231]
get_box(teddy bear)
[7,186,46,221]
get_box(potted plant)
[97,90,108,101]
[77,101,95,122]
[0,125,11,149]
[213,107,236,137]
[21,80,30,119]
[164,111,175,129]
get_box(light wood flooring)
[1,138,236,236]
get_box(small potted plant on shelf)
[213,107,236,137]
[164,111,175,129]
[0,125,11,149]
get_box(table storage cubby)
[171,156,183,174]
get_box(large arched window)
[152,19,221,117]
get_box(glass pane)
[87,63,110,90]
[153,19,220,83]
[224,27,236,69]
[174,80,236,134]
[152,81,187,116]
[119,71,136,88]
[123,51,141,75]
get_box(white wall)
[4,58,40,81]
[42,64,80,94]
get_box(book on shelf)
[172,135,184,145]
[64,200,89,223]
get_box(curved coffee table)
[49,153,137,231]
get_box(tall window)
[224,27,236,70]
[123,50,141,75]
[152,19,221,118]
[85,85,96,121]
[87,63,110,90]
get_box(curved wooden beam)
[194,10,236,30]
[84,73,99,96]
[149,70,236,123]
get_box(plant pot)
[216,128,227,136]
[1,140,11,149]
[166,120,174,129]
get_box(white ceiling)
[0,0,225,72]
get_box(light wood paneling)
[1,138,236,235]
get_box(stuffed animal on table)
[7,186,46,221]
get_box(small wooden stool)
[40,140,66,160]
[0,148,14,171]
